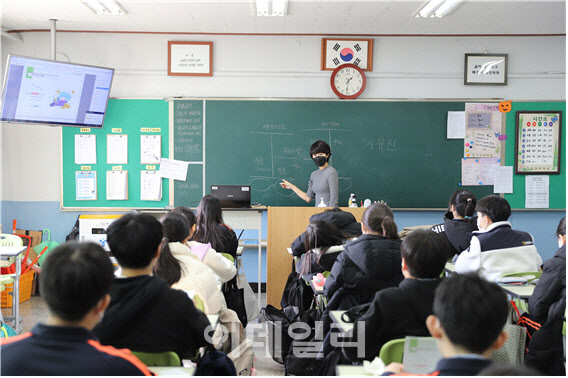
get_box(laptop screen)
[210,185,251,208]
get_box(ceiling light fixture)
[82,0,126,15]
[415,0,462,18]
[255,0,288,17]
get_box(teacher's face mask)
[313,156,327,167]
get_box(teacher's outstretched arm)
[280,179,312,203]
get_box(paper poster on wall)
[461,158,501,186]
[464,103,503,158]
[140,135,162,164]
[106,170,128,200]
[493,166,513,194]
[140,170,162,201]
[447,111,466,139]
[526,175,549,208]
[75,134,97,164]
[107,135,128,164]
[75,171,97,200]
[515,111,562,174]
[159,158,189,181]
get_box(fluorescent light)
[415,0,462,18]
[255,0,288,17]
[100,0,126,15]
[82,0,108,14]
[434,0,462,17]
[81,0,126,16]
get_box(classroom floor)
[2,294,285,376]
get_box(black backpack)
[195,346,237,376]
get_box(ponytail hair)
[449,190,477,218]
[153,237,185,286]
[160,211,190,242]
[362,203,399,240]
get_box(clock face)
[330,64,366,99]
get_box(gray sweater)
[306,165,338,207]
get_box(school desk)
[151,366,195,375]
[336,365,371,376]
[0,245,27,334]
[500,284,535,300]
[330,310,354,336]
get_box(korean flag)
[325,40,370,70]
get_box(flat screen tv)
[0,55,114,128]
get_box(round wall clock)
[330,63,367,99]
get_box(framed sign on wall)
[168,41,213,76]
[321,38,373,71]
[515,111,562,174]
[464,53,508,85]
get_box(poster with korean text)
[464,103,504,158]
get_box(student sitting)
[383,273,509,376]
[1,242,153,376]
[296,220,349,276]
[155,211,227,315]
[455,195,542,281]
[525,216,566,376]
[290,207,361,257]
[343,229,451,362]
[430,189,477,258]
[324,202,403,310]
[93,212,209,359]
[172,206,236,282]
[193,195,239,258]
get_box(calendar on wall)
[515,111,562,174]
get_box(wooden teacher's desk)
[266,206,365,306]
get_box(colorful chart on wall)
[515,111,562,174]
[464,103,504,158]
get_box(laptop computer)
[210,185,251,208]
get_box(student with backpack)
[324,202,403,310]
[343,229,451,362]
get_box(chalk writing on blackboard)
[361,137,398,152]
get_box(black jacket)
[525,244,566,376]
[93,275,209,359]
[324,234,403,310]
[1,324,153,376]
[528,244,566,324]
[431,211,477,257]
[344,278,442,362]
[291,209,362,257]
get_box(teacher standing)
[281,140,339,207]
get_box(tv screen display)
[0,55,114,128]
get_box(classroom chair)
[193,294,205,312]
[131,351,181,366]
[378,338,405,365]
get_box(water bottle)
[348,193,357,207]
[318,198,326,207]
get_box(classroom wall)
[1,32,565,278]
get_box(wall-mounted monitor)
[0,55,114,128]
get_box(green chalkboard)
[173,100,204,207]
[61,99,169,209]
[504,101,566,209]
[203,100,495,208]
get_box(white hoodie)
[169,242,227,314]
[186,240,237,283]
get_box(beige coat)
[185,240,237,283]
[169,242,227,314]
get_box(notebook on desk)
[210,185,251,208]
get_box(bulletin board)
[61,99,170,209]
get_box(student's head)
[361,202,398,239]
[107,212,163,269]
[40,241,114,324]
[400,230,451,278]
[196,194,224,226]
[154,211,187,286]
[172,206,198,232]
[556,216,566,247]
[448,190,476,219]
[161,211,190,243]
[428,273,508,355]
[475,195,511,230]
[310,140,331,165]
